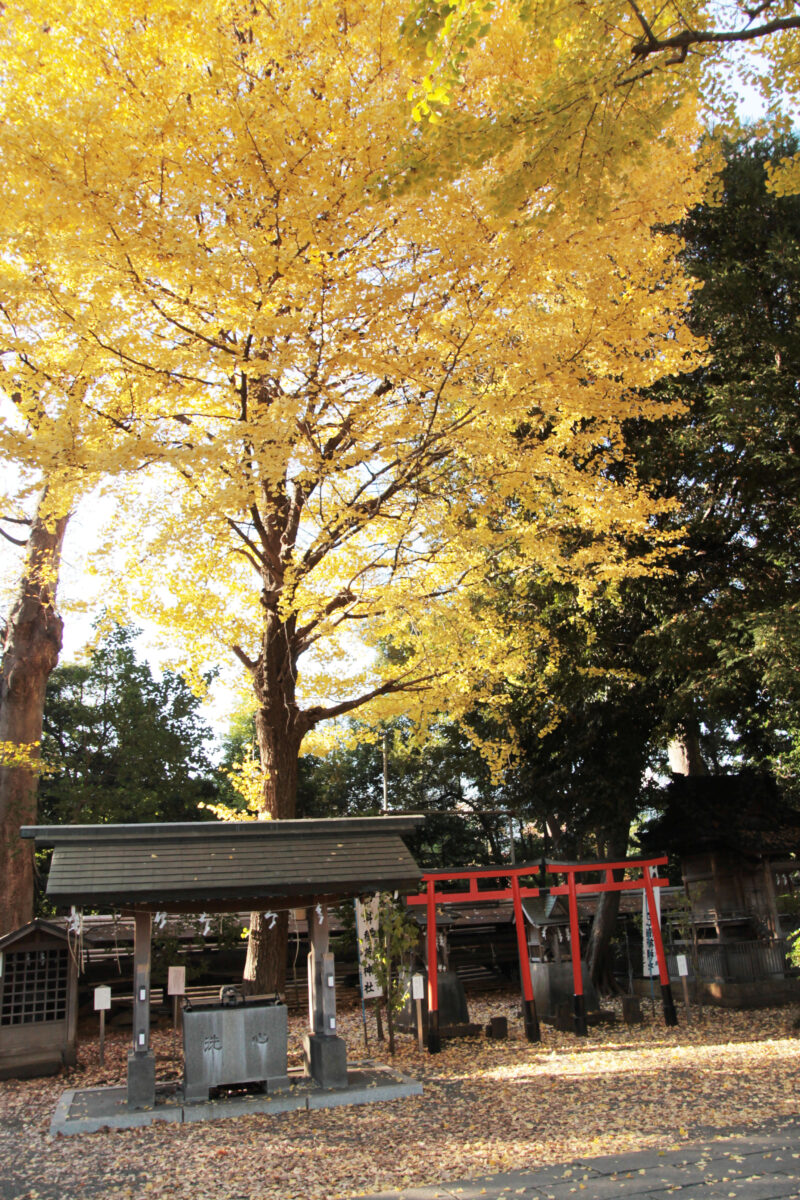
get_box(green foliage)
[39,625,219,824]
[627,132,800,782]
[297,718,514,867]
[493,132,800,846]
[150,914,243,989]
[214,706,516,866]
[486,575,665,860]
[788,929,800,969]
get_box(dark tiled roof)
[640,774,800,858]
[20,817,422,911]
[0,918,70,952]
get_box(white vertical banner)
[642,867,661,977]
[355,895,383,999]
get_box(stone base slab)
[50,1065,423,1136]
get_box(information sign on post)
[168,965,186,1031]
[675,953,692,1023]
[167,966,186,995]
[94,986,111,1065]
[642,868,661,978]
[411,972,425,1050]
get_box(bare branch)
[301,672,435,729]
[0,528,29,547]
[225,516,266,566]
[628,6,800,61]
[232,644,258,673]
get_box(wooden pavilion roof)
[20,816,423,913]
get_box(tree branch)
[629,7,800,61]
[232,644,258,673]
[0,528,29,547]
[301,672,434,729]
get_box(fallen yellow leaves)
[1,992,799,1200]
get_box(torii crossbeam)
[407,854,676,1051]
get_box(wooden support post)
[133,911,151,1051]
[307,904,333,1036]
[127,911,155,1108]
[303,903,347,1088]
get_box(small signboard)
[168,965,186,996]
[642,869,662,978]
[676,954,689,977]
[354,896,383,999]
[411,973,425,1000]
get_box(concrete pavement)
[356,1117,800,1199]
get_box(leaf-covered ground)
[2,992,799,1200]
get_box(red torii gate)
[407,854,677,1052]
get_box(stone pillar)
[127,910,156,1108]
[302,903,347,1088]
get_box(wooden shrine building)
[21,816,422,1108]
[0,919,79,1079]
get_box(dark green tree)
[628,132,800,781]
[464,133,800,987]
[219,706,512,867]
[39,625,219,824]
[301,721,512,867]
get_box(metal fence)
[666,939,795,984]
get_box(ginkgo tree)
[399,1,800,179]
[0,330,193,933]
[1,0,708,984]
[0,352,127,934]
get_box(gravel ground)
[2,992,799,1200]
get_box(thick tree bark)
[242,607,307,994]
[667,722,708,776]
[235,452,432,994]
[585,823,630,995]
[0,497,69,936]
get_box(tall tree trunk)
[0,495,69,936]
[242,608,306,994]
[667,721,708,776]
[585,822,631,995]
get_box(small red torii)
[406,854,677,1052]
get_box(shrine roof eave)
[19,816,424,911]
[20,815,422,845]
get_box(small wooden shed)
[0,919,79,1079]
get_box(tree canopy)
[1,0,706,777]
[400,2,800,181]
[627,133,800,782]
[0,0,711,975]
